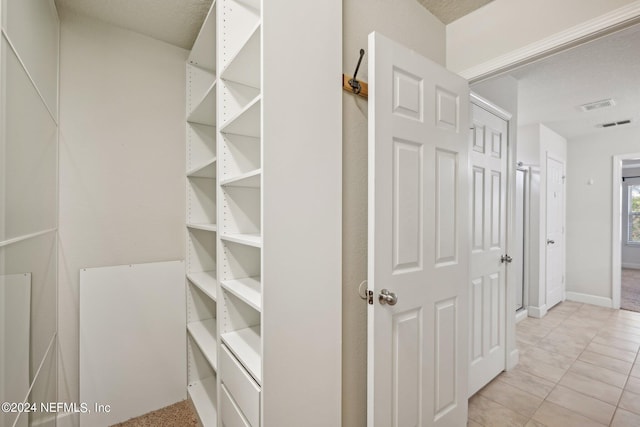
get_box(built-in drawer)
[221,384,251,427]
[220,344,260,427]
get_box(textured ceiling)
[418,0,494,24]
[55,0,213,49]
[508,24,640,140]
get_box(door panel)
[546,157,565,308]
[468,102,508,397]
[368,32,469,427]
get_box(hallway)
[468,301,640,426]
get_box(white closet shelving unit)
[186,1,341,425]
[218,1,263,425]
[186,3,218,426]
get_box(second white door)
[468,100,508,397]
[546,156,565,309]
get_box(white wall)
[446,0,636,74]
[57,12,187,420]
[566,126,640,299]
[622,169,640,268]
[342,0,444,425]
[517,124,566,315]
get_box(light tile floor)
[468,301,640,427]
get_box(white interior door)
[468,102,508,397]
[546,156,565,308]
[367,32,469,427]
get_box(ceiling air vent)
[597,119,633,128]
[579,99,616,112]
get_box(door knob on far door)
[379,289,398,306]
[547,239,555,245]
[500,254,513,263]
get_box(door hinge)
[367,290,374,305]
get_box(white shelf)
[188,270,218,302]
[234,0,260,10]
[188,81,217,126]
[221,326,262,384]
[220,95,261,138]
[187,157,217,179]
[188,2,217,71]
[221,277,261,311]
[220,168,261,188]
[188,376,218,427]
[220,22,261,88]
[220,233,262,248]
[187,223,218,232]
[188,318,218,371]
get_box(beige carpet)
[622,268,640,312]
[111,401,198,427]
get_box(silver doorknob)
[547,239,555,245]
[379,289,398,306]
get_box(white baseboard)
[515,309,528,323]
[622,262,640,270]
[527,305,547,318]
[56,412,79,427]
[565,291,613,308]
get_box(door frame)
[469,93,518,370]
[515,166,530,322]
[611,152,640,309]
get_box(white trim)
[470,92,512,120]
[612,153,640,309]
[622,263,640,270]
[527,304,547,319]
[565,291,613,308]
[515,309,528,323]
[460,1,640,82]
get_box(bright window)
[629,184,640,244]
